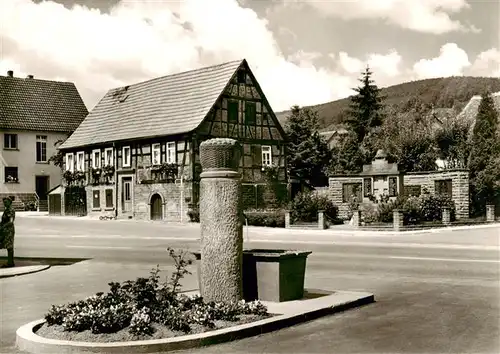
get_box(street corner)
[15,289,375,354]
[0,264,51,279]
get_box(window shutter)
[251,145,261,166]
[228,101,238,122]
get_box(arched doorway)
[150,194,163,220]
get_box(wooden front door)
[121,177,132,213]
[35,176,50,200]
[150,194,163,220]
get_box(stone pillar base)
[486,204,495,222]
[393,209,403,231]
[442,207,451,226]
[352,210,361,228]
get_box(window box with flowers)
[63,170,74,186]
[5,175,19,183]
[151,163,178,183]
[102,165,115,184]
[91,168,102,185]
[73,171,86,186]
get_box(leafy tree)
[434,119,471,169]
[285,106,331,186]
[377,108,438,172]
[327,132,364,174]
[468,92,499,213]
[48,138,68,170]
[346,66,386,143]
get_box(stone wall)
[86,184,116,218]
[328,169,470,220]
[403,169,469,219]
[328,176,364,219]
[134,181,192,222]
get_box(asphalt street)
[2,216,499,353]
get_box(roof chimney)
[7,70,13,77]
[27,75,34,79]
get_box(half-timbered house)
[58,59,288,221]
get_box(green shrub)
[370,193,456,225]
[360,203,377,223]
[244,209,285,228]
[376,197,406,223]
[401,196,422,225]
[290,192,338,223]
[419,193,456,221]
[187,205,200,223]
[44,248,268,337]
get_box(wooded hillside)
[276,76,500,131]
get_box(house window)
[245,102,256,125]
[92,149,101,169]
[4,134,18,149]
[65,153,74,172]
[152,143,161,165]
[105,189,113,208]
[104,148,114,166]
[92,190,100,209]
[342,183,363,203]
[228,101,239,122]
[76,151,85,171]
[261,145,272,167]
[166,142,176,164]
[237,70,246,84]
[4,167,18,183]
[124,181,131,201]
[36,135,47,162]
[122,146,131,167]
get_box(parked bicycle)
[99,215,116,221]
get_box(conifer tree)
[346,66,386,144]
[285,106,331,186]
[468,92,499,213]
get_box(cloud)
[276,0,478,34]
[287,50,322,67]
[469,48,500,77]
[338,50,402,77]
[412,43,471,79]
[0,0,360,112]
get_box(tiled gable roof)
[456,91,500,127]
[60,59,245,150]
[0,74,88,132]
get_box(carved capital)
[200,138,241,172]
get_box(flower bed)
[35,249,269,343]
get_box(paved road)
[2,216,499,353]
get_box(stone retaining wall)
[134,182,192,222]
[328,176,364,219]
[328,169,470,220]
[403,169,469,219]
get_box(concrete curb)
[0,265,51,279]
[16,291,374,353]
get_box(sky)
[0,0,499,112]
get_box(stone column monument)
[199,138,243,303]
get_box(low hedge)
[289,191,338,223]
[243,209,285,228]
[188,207,285,228]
